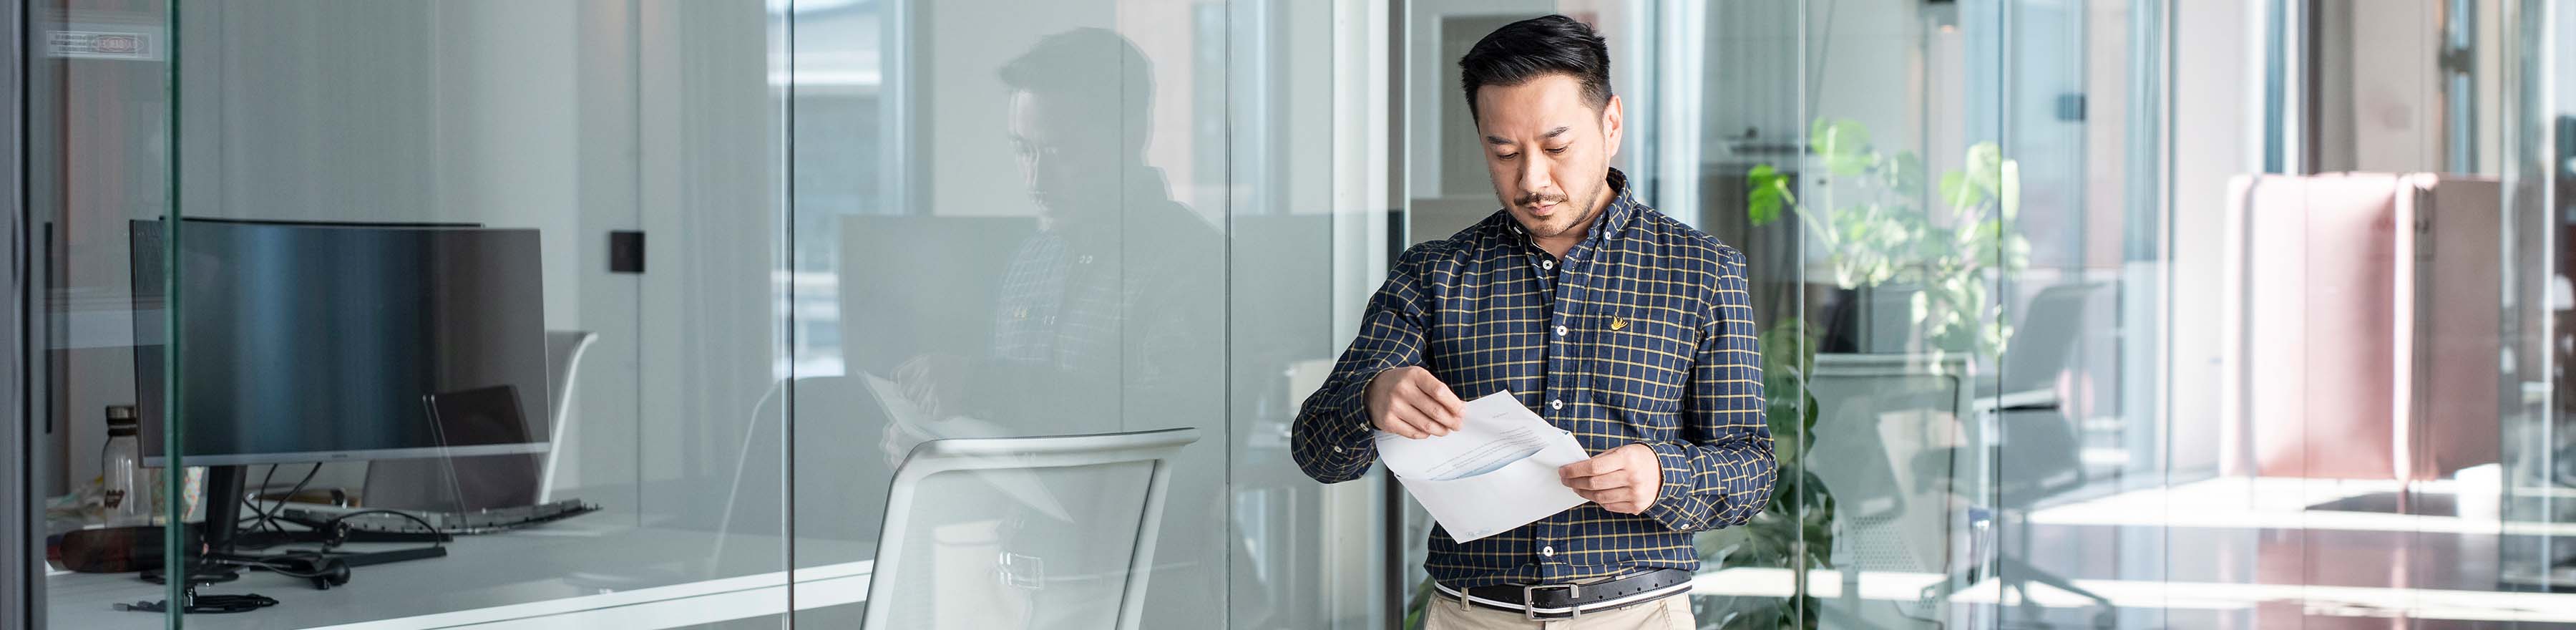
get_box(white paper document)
[1375,390,1591,542]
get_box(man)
[1291,15,1775,628]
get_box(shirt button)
[1333,446,1344,453]
[1553,325,1567,336]
[1541,259,1555,270]
[1549,399,1564,410]
[1541,546,1556,558]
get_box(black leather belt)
[1435,568,1694,621]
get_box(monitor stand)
[190,465,449,583]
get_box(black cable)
[260,464,323,533]
[233,463,323,543]
[318,509,447,548]
[114,591,278,614]
[218,553,341,578]
[236,464,283,530]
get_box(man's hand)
[1365,366,1464,439]
[1559,444,1662,514]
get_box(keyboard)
[283,499,600,536]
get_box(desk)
[45,520,874,629]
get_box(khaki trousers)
[1423,593,1693,630]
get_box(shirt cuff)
[1317,367,1395,462]
[1641,440,1709,532]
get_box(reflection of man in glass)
[889,28,1214,437]
[1291,15,1774,627]
[877,27,1225,629]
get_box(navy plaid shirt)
[1292,168,1775,588]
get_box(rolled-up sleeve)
[1290,252,1435,484]
[1641,246,1776,531]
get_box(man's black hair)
[1457,14,1613,121]
[999,28,1154,155]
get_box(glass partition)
[784,0,1383,626]
[29,0,1392,627]
[22,0,2576,628]
[29,1,182,627]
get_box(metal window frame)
[5,0,32,626]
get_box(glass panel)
[785,0,1386,627]
[1689,1,1813,627]
[29,0,183,626]
[1795,0,1996,624]
[2504,0,2576,601]
[30,0,789,627]
[1989,0,2160,626]
[1223,1,1391,629]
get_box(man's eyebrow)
[1486,127,1571,145]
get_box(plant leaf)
[1938,171,1984,209]
[1810,118,1872,177]
[1747,164,1795,226]
[1888,151,1925,194]
[1998,158,2021,222]
[1964,142,2004,193]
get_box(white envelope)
[1375,390,1591,542]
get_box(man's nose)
[1519,155,1553,198]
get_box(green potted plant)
[1747,118,2029,365]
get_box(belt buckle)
[1520,583,1581,621]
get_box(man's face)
[1473,74,1623,243]
[1008,90,1121,220]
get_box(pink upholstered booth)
[2220,173,2502,483]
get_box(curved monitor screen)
[130,219,550,467]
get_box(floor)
[1692,476,2576,629]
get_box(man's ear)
[1600,94,1625,160]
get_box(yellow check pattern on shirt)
[1291,168,1775,588]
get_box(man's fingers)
[1379,398,1436,439]
[1563,473,1627,491]
[1396,397,1455,437]
[1405,376,1464,429]
[1559,454,1629,480]
[1575,487,1634,505]
[1424,378,1467,417]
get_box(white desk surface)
[44,519,874,629]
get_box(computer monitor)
[128,218,549,568]
[129,218,551,467]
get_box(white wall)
[2165,0,2263,475]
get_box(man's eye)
[1546,146,1568,155]
[1496,152,1519,160]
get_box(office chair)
[1805,353,1971,627]
[862,428,1199,630]
[1920,283,2115,626]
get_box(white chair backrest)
[535,330,597,503]
[862,427,1199,630]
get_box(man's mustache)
[1517,192,1568,207]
